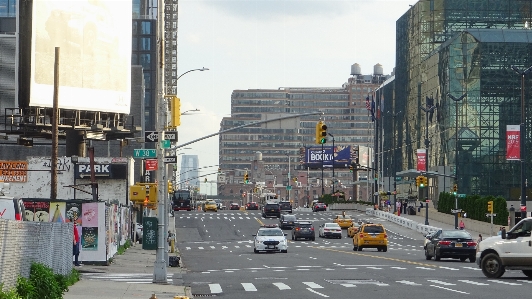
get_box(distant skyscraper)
[180,155,199,189]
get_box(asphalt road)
[175,209,532,298]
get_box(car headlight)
[255,239,263,244]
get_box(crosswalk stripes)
[194,278,530,294]
[81,273,173,284]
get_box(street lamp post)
[285,153,291,201]
[387,111,402,214]
[511,65,532,220]
[447,93,466,229]
[153,9,209,281]
[419,105,436,225]
[328,133,335,195]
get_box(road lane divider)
[255,217,264,226]
[310,247,438,268]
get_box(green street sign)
[458,194,466,198]
[133,149,156,158]
[161,140,171,149]
[286,186,292,190]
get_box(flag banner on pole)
[416,149,427,171]
[370,93,376,122]
[506,125,520,160]
[365,95,370,110]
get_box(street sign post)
[144,131,178,142]
[457,194,466,198]
[145,159,158,171]
[163,156,177,164]
[134,149,157,158]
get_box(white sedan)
[253,225,288,253]
[318,223,342,239]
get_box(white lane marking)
[438,266,459,271]
[517,280,532,284]
[210,246,215,249]
[198,247,204,250]
[390,267,407,270]
[367,267,382,269]
[430,285,469,294]
[458,280,489,286]
[235,246,240,248]
[345,268,358,270]
[209,283,222,294]
[307,288,329,297]
[273,282,291,290]
[242,283,257,291]
[416,267,435,270]
[303,282,323,288]
[462,266,481,271]
[487,280,522,286]
[427,280,456,286]
[185,247,191,250]
[341,284,357,287]
[297,269,310,271]
[397,280,422,285]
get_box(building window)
[141,21,151,35]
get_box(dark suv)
[262,203,281,218]
[291,221,315,241]
[279,214,297,230]
[246,202,259,210]
[279,201,293,213]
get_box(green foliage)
[117,239,133,255]
[0,284,23,299]
[12,263,78,299]
[437,192,509,225]
[15,276,35,299]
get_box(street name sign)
[163,156,177,164]
[144,131,178,142]
[451,209,462,214]
[133,149,156,158]
[458,194,466,198]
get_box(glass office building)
[392,0,532,200]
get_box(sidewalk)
[64,216,191,299]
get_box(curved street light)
[176,67,209,82]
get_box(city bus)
[172,189,192,211]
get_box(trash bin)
[408,206,416,215]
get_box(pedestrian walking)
[73,223,81,266]
[459,219,465,230]
[497,227,504,235]
[477,234,483,243]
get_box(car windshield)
[283,215,296,221]
[206,202,216,205]
[441,231,472,238]
[363,226,384,233]
[258,229,284,236]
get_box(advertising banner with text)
[416,149,426,171]
[303,145,359,169]
[506,125,520,160]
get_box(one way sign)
[144,131,178,142]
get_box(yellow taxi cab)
[333,211,353,229]
[352,223,387,252]
[347,221,362,238]
[204,200,218,212]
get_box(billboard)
[18,0,131,114]
[303,145,359,169]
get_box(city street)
[176,210,532,298]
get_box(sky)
[176,0,417,194]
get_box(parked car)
[353,223,388,252]
[318,223,342,239]
[262,202,281,218]
[246,202,259,210]
[279,201,293,213]
[425,229,476,262]
[230,203,240,210]
[313,202,327,212]
[291,221,315,241]
[135,223,143,244]
[279,214,297,230]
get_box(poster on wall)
[23,201,50,222]
[49,202,66,222]
[506,125,520,160]
[66,202,82,225]
[81,226,98,251]
[82,202,98,227]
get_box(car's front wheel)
[425,248,432,260]
[254,248,259,253]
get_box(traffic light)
[293,177,298,182]
[415,176,421,187]
[167,180,173,193]
[148,185,158,205]
[422,176,428,187]
[452,184,457,195]
[244,173,249,184]
[315,121,327,144]
[349,165,353,172]
[130,185,147,203]
[487,201,493,214]
[218,168,221,173]
[169,96,181,127]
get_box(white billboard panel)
[30,0,131,114]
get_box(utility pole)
[419,105,436,225]
[447,93,465,228]
[389,111,402,214]
[153,0,167,283]
[329,133,335,194]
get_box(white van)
[0,196,25,221]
